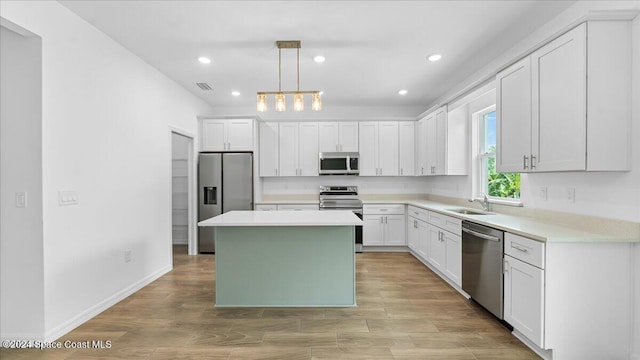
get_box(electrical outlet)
[124,249,132,263]
[539,187,548,201]
[567,187,575,203]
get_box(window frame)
[474,105,522,206]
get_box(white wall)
[0,1,213,340]
[0,25,44,339]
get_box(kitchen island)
[198,210,362,307]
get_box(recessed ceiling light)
[319,91,324,95]
[428,54,442,62]
[313,55,326,63]
[398,89,408,95]
[198,56,211,64]
[231,91,241,97]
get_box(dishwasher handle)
[462,227,501,242]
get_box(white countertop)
[252,197,640,242]
[369,199,639,243]
[198,210,362,227]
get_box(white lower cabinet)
[427,224,446,269]
[363,204,405,246]
[424,212,462,287]
[443,230,461,286]
[276,204,319,211]
[504,254,544,348]
[255,204,277,211]
[503,233,545,349]
[255,204,319,211]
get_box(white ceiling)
[59,0,575,117]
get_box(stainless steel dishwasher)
[462,221,504,319]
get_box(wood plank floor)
[1,245,540,359]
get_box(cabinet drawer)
[505,233,545,269]
[428,211,461,234]
[255,204,277,211]
[407,206,429,222]
[364,204,405,215]
[276,204,319,211]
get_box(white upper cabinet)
[298,122,319,176]
[359,121,398,176]
[202,119,253,151]
[278,122,318,177]
[532,23,586,172]
[496,57,532,173]
[259,122,279,177]
[398,121,416,176]
[497,21,631,173]
[416,116,428,175]
[318,122,359,153]
[417,106,467,176]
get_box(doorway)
[170,130,195,255]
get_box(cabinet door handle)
[523,155,528,170]
[504,259,510,274]
[385,216,388,224]
[531,155,536,169]
[421,167,424,174]
[380,216,384,224]
[511,244,529,253]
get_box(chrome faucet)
[469,193,491,211]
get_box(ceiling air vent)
[196,82,213,91]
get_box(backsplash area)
[262,176,430,195]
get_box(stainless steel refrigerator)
[198,153,253,253]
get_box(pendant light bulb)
[257,94,267,112]
[293,93,304,112]
[275,93,286,112]
[312,92,322,111]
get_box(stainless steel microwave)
[319,152,359,175]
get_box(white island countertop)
[198,210,363,227]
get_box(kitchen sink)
[446,208,492,215]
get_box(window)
[478,107,520,201]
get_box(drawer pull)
[512,244,530,253]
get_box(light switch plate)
[58,190,79,206]
[15,192,27,208]
[567,187,575,203]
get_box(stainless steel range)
[319,186,363,252]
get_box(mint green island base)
[214,226,356,307]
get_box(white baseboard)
[1,332,45,342]
[511,331,553,360]
[361,246,409,252]
[43,264,172,342]
[407,250,469,298]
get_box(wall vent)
[196,82,213,91]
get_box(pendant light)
[257,40,322,112]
